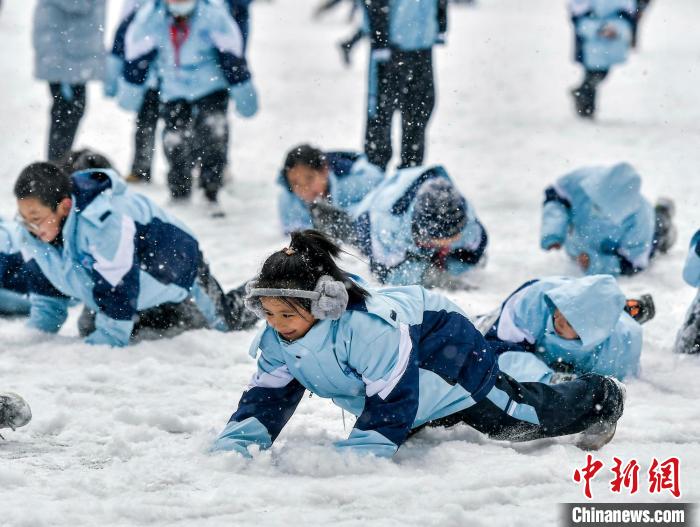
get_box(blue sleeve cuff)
[27,294,70,333]
[85,313,133,347]
[211,417,273,457]
[334,429,398,458]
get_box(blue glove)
[60,83,74,102]
[117,80,146,113]
[103,55,122,98]
[230,80,258,118]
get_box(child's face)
[287,165,329,203]
[553,309,579,340]
[261,297,316,341]
[416,232,462,249]
[16,197,71,243]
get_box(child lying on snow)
[476,275,654,382]
[0,393,32,439]
[675,229,700,354]
[212,230,626,457]
[13,158,257,347]
[541,162,676,276]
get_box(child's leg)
[48,83,87,162]
[674,292,700,354]
[652,197,677,254]
[162,99,194,199]
[130,88,160,182]
[192,90,229,202]
[398,49,435,168]
[364,56,397,170]
[0,289,31,316]
[572,70,608,117]
[427,372,624,442]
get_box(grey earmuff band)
[247,288,321,301]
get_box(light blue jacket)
[0,220,67,318]
[352,166,487,285]
[541,163,655,276]
[122,0,250,104]
[485,275,642,380]
[277,152,384,234]
[683,230,700,288]
[19,169,226,347]
[212,284,534,458]
[569,0,635,71]
[32,0,106,84]
[365,0,442,51]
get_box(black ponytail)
[255,229,369,311]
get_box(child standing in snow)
[106,0,161,184]
[0,393,32,438]
[32,0,106,162]
[212,230,626,457]
[347,165,487,289]
[569,0,636,118]
[13,161,257,348]
[478,275,653,382]
[541,162,676,276]
[674,230,700,354]
[277,145,384,235]
[121,0,258,213]
[363,0,447,170]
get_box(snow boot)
[577,377,625,451]
[654,197,677,253]
[624,294,655,324]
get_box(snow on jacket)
[277,151,384,234]
[18,169,226,346]
[364,0,446,51]
[122,0,250,103]
[484,275,642,380]
[212,284,536,458]
[569,0,635,71]
[683,229,700,288]
[540,163,655,276]
[33,0,106,84]
[352,165,487,285]
[0,220,66,317]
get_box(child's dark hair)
[14,162,72,211]
[283,144,327,179]
[64,148,114,173]
[256,229,369,313]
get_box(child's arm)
[588,315,642,380]
[683,230,700,287]
[336,327,419,457]
[24,260,70,334]
[212,349,306,456]
[445,219,488,277]
[540,183,572,250]
[120,2,160,110]
[600,205,654,276]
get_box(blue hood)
[71,169,127,212]
[579,163,642,224]
[544,274,625,349]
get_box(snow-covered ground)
[1,0,700,525]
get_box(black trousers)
[675,294,700,355]
[572,70,608,117]
[411,372,623,442]
[365,48,435,170]
[132,88,160,181]
[48,83,86,162]
[161,90,229,200]
[78,260,257,340]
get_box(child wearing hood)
[674,230,700,354]
[277,145,384,235]
[120,0,258,211]
[568,0,636,118]
[13,161,257,348]
[479,275,652,382]
[212,230,626,457]
[349,165,488,289]
[541,162,675,276]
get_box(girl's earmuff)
[244,275,349,320]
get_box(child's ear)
[59,197,72,216]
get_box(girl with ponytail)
[213,230,626,458]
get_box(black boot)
[654,197,677,253]
[625,294,655,324]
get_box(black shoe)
[577,377,625,451]
[654,197,677,253]
[625,294,655,324]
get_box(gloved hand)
[230,79,258,118]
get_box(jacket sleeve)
[363,0,390,49]
[83,212,140,347]
[23,259,70,333]
[382,255,430,286]
[209,5,251,86]
[445,219,488,276]
[599,206,655,276]
[44,0,93,15]
[278,190,313,235]
[540,184,572,249]
[681,230,700,287]
[212,349,306,456]
[590,315,642,379]
[335,326,419,457]
[123,3,159,86]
